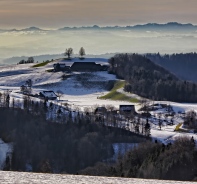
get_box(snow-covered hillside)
[0,171,193,184]
[0,59,134,109]
[0,58,197,146]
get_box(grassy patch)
[32,61,51,67]
[111,80,125,90]
[174,123,194,133]
[99,80,139,103]
[174,123,183,131]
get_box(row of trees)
[18,57,34,64]
[109,53,197,102]
[17,47,86,64]
[64,47,85,59]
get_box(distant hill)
[59,22,197,31]
[129,22,196,30]
[1,54,64,64]
[20,27,44,31]
[109,53,197,102]
[59,25,101,30]
[1,22,196,32]
[146,53,197,82]
[0,27,46,32]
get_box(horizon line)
[1,22,196,30]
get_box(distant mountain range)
[1,22,197,32]
[0,26,47,32]
[59,22,197,31]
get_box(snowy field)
[0,58,197,151]
[0,171,193,184]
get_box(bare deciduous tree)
[64,48,73,59]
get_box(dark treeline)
[18,57,34,64]
[0,106,145,174]
[80,137,197,181]
[146,53,197,82]
[109,53,197,102]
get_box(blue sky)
[0,0,197,28]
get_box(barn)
[71,62,103,72]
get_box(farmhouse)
[71,62,107,72]
[39,91,57,100]
[119,105,136,114]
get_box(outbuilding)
[53,63,71,72]
[39,91,57,100]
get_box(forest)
[109,53,197,102]
[0,100,145,173]
[80,137,197,181]
[0,81,197,181]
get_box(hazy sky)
[0,0,197,28]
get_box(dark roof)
[119,105,136,113]
[71,62,102,71]
[40,91,57,98]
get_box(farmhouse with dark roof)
[71,62,108,72]
[40,91,57,100]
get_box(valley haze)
[1,22,197,64]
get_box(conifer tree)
[79,47,86,58]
